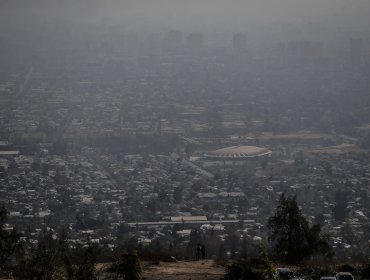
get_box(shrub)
[113,250,141,280]
[223,251,276,280]
[362,260,370,279]
[0,206,21,268]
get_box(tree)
[223,248,276,280]
[333,190,349,221]
[18,226,60,279]
[267,194,331,264]
[114,250,141,280]
[173,186,183,203]
[116,222,130,239]
[361,259,370,280]
[0,206,21,268]
[74,242,99,280]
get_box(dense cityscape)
[1,1,370,279]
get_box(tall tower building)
[186,33,204,53]
[163,30,183,54]
[232,33,247,53]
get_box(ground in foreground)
[141,260,225,280]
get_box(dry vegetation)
[141,260,225,280]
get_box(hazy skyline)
[1,0,370,31]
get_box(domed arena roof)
[204,145,272,159]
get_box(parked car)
[336,272,355,280]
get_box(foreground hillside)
[1,260,224,280]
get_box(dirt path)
[141,260,225,280]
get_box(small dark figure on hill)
[196,243,201,260]
[201,244,206,259]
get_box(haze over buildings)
[1,0,370,263]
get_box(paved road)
[182,158,214,179]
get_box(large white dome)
[204,145,272,159]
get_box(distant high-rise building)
[186,33,204,53]
[350,38,363,66]
[232,33,247,53]
[163,30,183,54]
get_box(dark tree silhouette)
[0,206,21,267]
[333,190,349,221]
[268,194,331,264]
[223,249,275,280]
[114,250,141,280]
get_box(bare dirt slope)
[141,260,225,280]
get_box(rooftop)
[204,145,271,159]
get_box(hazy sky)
[1,0,370,39]
[2,0,369,22]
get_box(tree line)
[2,195,370,279]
